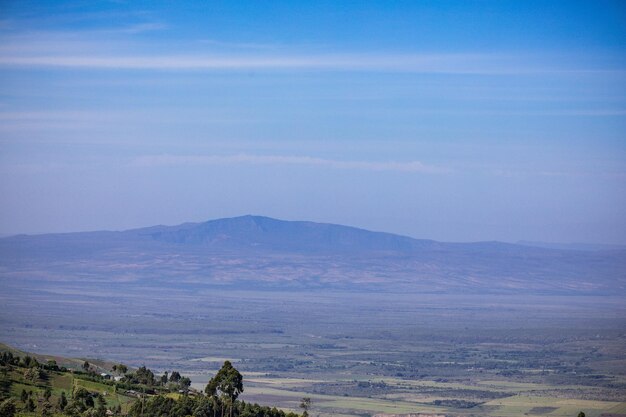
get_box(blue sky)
[0,0,625,243]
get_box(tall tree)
[208,395,219,417]
[205,361,244,417]
[58,392,67,411]
[299,397,311,417]
[43,387,52,401]
[25,398,35,412]
[96,394,107,417]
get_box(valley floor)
[1,284,625,417]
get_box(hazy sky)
[1,0,625,243]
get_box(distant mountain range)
[517,240,626,252]
[1,215,624,294]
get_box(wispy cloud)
[490,168,626,180]
[0,52,506,73]
[113,22,168,34]
[1,50,623,75]
[0,30,604,75]
[132,154,451,174]
[196,39,282,50]
[0,110,118,121]
[1,23,622,75]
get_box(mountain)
[517,240,626,252]
[141,215,438,252]
[1,215,625,294]
[2,215,438,254]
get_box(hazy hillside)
[143,215,438,252]
[1,215,624,294]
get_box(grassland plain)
[200,373,624,417]
[1,284,625,417]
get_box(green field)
[1,362,137,416]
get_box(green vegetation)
[1,290,624,417]
[0,349,301,417]
[1,342,623,417]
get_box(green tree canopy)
[58,392,67,411]
[299,398,311,417]
[205,361,244,403]
[116,364,128,374]
[206,361,244,417]
[169,371,181,383]
[0,399,16,417]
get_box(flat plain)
[1,281,624,417]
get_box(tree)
[82,361,90,372]
[578,413,585,417]
[21,356,33,368]
[191,396,215,417]
[96,394,107,417]
[169,371,181,383]
[25,398,35,412]
[208,394,220,417]
[128,395,175,417]
[299,397,311,417]
[40,401,52,417]
[19,390,27,404]
[0,353,14,367]
[179,376,191,389]
[43,387,52,401]
[116,364,128,375]
[133,366,156,385]
[0,399,16,417]
[58,392,68,411]
[46,360,58,371]
[23,367,42,382]
[72,387,94,411]
[205,361,244,417]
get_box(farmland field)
[1,280,624,417]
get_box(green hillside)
[0,344,118,374]
[0,344,303,417]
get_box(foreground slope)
[0,344,301,417]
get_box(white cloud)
[1,26,622,75]
[0,53,494,72]
[1,50,622,75]
[131,154,451,174]
[0,33,587,75]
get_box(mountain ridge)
[140,215,440,253]
[1,215,625,294]
[2,215,569,254]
